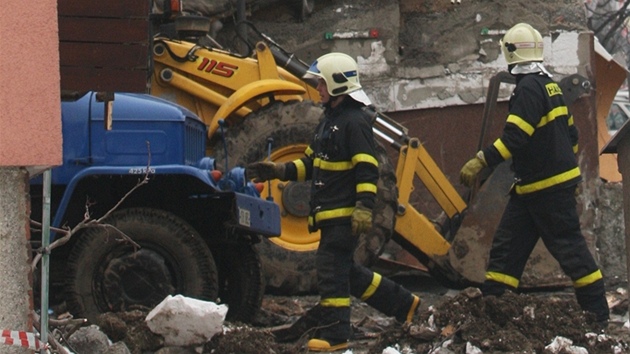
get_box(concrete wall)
[0,0,61,170]
[0,0,60,347]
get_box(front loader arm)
[372,112,474,288]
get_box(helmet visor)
[303,60,322,79]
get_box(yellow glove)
[459,151,487,187]
[246,162,286,182]
[351,201,372,235]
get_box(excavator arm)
[370,111,474,288]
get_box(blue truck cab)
[30,92,279,324]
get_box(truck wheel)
[64,208,219,323]
[212,242,264,323]
[213,101,397,295]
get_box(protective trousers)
[316,223,355,342]
[316,223,419,342]
[482,187,609,322]
[349,265,418,323]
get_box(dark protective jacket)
[481,73,581,195]
[284,98,379,230]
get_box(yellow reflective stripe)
[574,269,603,288]
[568,115,574,126]
[506,114,535,136]
[315,207,354,223]
[485,271,519,288]
[352,153,378,167]
[320,297,351,307]
[492,139,512,160]
[573,144,578,154]
[357,182,377,194]
[314,158,353,171]
[537,106,569,129]
[305,146,314,157]
[515,166,581,194]
[360,272,382,301]
[294,159,307,182]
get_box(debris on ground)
[145,295,227,346]
[59,285,630,354]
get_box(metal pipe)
[375,116,405,139]
[39,169,51,353]
[237,0,247,56]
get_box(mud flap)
[446,161,572,288]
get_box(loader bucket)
[445,161,574,287]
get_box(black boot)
[575,279,609,323]
[271,305,323,343]
[307,306,351,352]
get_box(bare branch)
[587,0,630,52]
[30,141,153,270]
[32,310,79,354]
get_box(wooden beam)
[57,0,150,18]
[59,42,149,69]
[60,66,148,92]
[58,18,149,44]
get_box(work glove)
[459,151,487,188]
[246,161,286,182]
[351,201,373,236]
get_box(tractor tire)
[64,208,219,324]
[212,242,264,323]
[212,100,398,295]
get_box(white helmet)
[500,23,544,65]
[304,53,362,96]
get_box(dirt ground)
[90,274,630,354]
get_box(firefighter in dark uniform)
[247,52,420,352]
[459,23,609,323]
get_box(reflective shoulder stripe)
[485,271,519,288]
[515,166,581,194]
[574,269,603,288]
[493,139,512,160]
[360,272,382,301]
[352,153,378,167]
[314,207,354,223]
[506,114,535,136]
[320,297,351,307]
[305,146,314,157]
[357,182,377,194]
[294,159,307,182]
